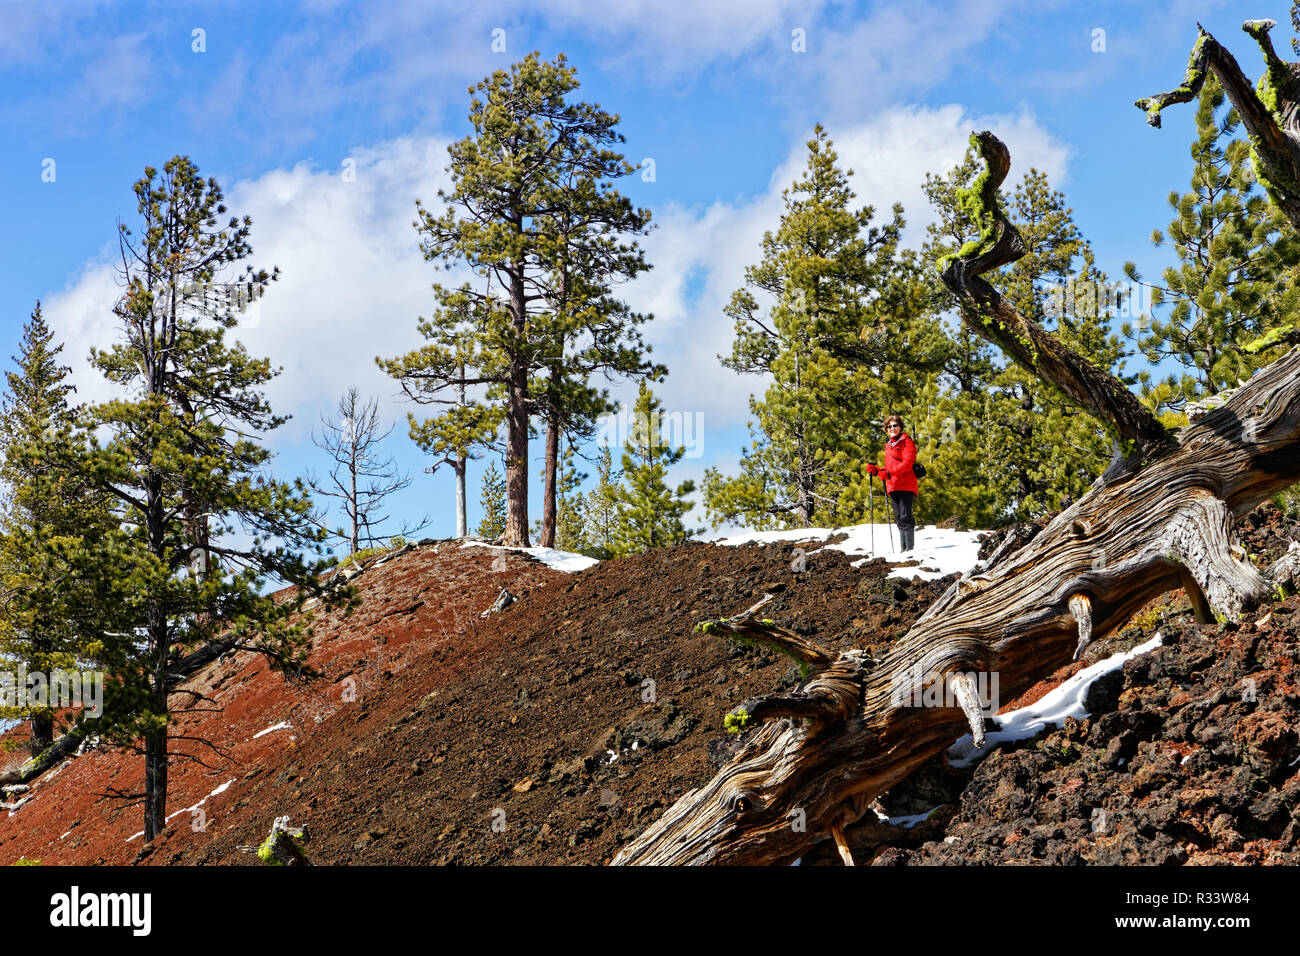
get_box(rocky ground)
[838,504,1300,866]
[1,506,1297,866]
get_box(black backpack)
[907,429,926,479]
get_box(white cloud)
[43,135,458,448]
[803,0,1026,115]
[224,135,458,444]
[532,0,810,71]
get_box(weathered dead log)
[613,132,1300,865]
[0,729,86,789]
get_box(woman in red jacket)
[869,413,918,552]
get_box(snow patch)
[715,523,985,581]
[460,541,599,572]
[873,805,941,829]
[164,777,238,824]
[252,721,293,739]
[946,633,1165,768]
[128,777,238,841]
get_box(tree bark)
[542,411,558,549]
[613,132,1300,865]
[1137,19,1300,232]
[0,728,85,788]
[505,261,531,548]
[454,456,467,539]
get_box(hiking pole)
[884,483,896,553]
[868,472,875,556]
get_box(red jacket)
[880,432,918,495]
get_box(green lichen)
[724,709,751,735]
[257,839,282,866]
[698,618,812,677]
[256,822,308,866]
[1243,321,1296,354]
[1136,33,1208,124]
[1245,20,1287,119]
[937,133,998,273]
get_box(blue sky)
[0,0,1281,549]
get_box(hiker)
[868,414,917,552]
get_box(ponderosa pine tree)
[582,444,620,558]
[0,305,118,753]
[611,382,697,555]
[995,170,1131,518]
[476,459,507,540]
[385,52,654,547]
[552,440,588,553]
[77,156,352,841]
[531,152,657,549]
[923,152,1130,523]
[1123,72,1300,416]
[382,294,506,540]
[704,125,945,530]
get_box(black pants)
[890,491,915,550]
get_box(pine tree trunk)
[144,572,170,843]
[29,632,53,754]
[143,720,167,842]
[143,452,170,843]
[30,712,53,755]
[455,370,468,539]
[542,412,558,549]
[505,265,531,547]
[613,131,1300,865]
[455,457,467,539]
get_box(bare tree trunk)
[1138,19,1300,231]
[0,728,84,787]
[456,372,468,538]
[455,456,467,538]
[349,447,359,554]
[505,265,530,547]
[614,132,1300,865]
[542,412,558,548]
